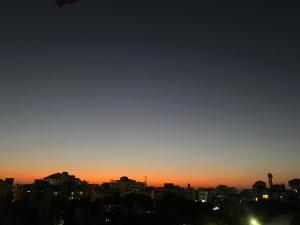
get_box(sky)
[0,0,300,188]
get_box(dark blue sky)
[0,0,300,186]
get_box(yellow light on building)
[262,194,269,199]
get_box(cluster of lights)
[212,206,220,211]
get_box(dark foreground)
[1,194,300,225]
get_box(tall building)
[268,173,273,188]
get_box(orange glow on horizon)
[0,167,280,189]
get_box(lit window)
[262,194,269,199]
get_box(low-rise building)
[44,172,81,186]
[103,176,146,196]
[0,178,14,203]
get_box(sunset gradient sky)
[0,1,300,188]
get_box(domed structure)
[252,181,267,192]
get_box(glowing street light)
[250,218,261,225]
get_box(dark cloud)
[55,0,79,7]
